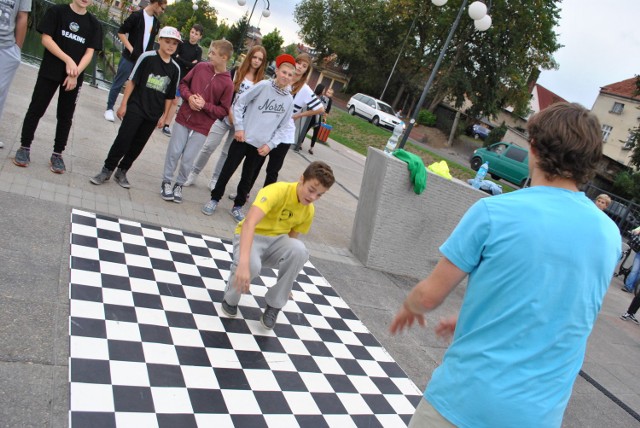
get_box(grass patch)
[326,109,516,192]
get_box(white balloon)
[468,1,487,20]
[192,4,198,11]
[237,0,246,6]
[262,9,271,18]
[431,0,448,6]
[474,14,492,31]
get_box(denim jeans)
[624,252,640,292]
[106,57,134,110]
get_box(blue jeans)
[624,252,640,292]
[106,56,134,110]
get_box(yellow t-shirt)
[234,181,315,236]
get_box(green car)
[470,142,530,187]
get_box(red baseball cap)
[276,54,296,68]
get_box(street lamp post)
[191,3,198,19]
[236,0,270,55]
[397,0,491,150]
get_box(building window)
[602,125,613,142]
[610,102,624,114]
[623,132,637,150]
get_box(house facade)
[591,77,640,166]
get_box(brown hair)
[595,193,612,207]
[191,24,204,35]
[210,39,234,60]
[527,102,602,185]
[292,53,312,95]
[149,0,167,5]
[234,45,266,93]
[303,161,335,188]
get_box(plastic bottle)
[472,161,489,189]
[384,122,405,156]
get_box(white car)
[346,93,404,130]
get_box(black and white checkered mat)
[68,209,422,427]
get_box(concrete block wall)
[350,148,487,279]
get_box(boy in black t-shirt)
[13,0,102,173]
[90,27,181,188]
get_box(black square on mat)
[104,304,137,323]
[165,311,197,329]
[127,265,156,281]
[230,415,268,428]
[122,242,149,257]
[157,282,186,299]
[98,249,126,264]
[175,346,211,367]
[379,361,407,378]
[133,292,163,310]
[254,390,292,414]
[325,374,358,393]
[284,312,312,327]
[70,284,103,302]
[144,237,169,250]
[325,317,350,331]
[272,323,299,340]
[151,258,178,272]
[101,274,131,291]
[178,273,205,288]
[72,213,97,227]
[97,229,122,242]
[213,367,251,390]
[71,412,116,428]
[71,256,100,272]
[188,389,228,413]
[315,328,342,344]
[289,355,321,374]
[188,246,211,258]
[336,358,366,376]
[253,335,286,354]
[119,223,144,236]
[301,266,321,276]
[200,331,233,349]
[295,301,322,316]
[70,316,106,339]
[147,363,185,387]
[317,285,339,298]
[70,358,111,384]
[72,234,98,248]
[335,307,359,320]
[164,232,187,244]
[302,340,332,358]
[235,350,270,370]
[362,394,395,414]
[273,371,307,392]
[308,293,330,306]
[157,413,198,428]
[311,392,348,415]
[188,300,216,316]
[220,318,252,334]
[113,385,155,412]
[355,332,381,347]
[108,340,145,362]
[171,252,195,265]
[351,415,383,428]
[346,345,373,361]
[139,324,173,344]
[212,259,232,271]
[205,240,228,251]
[371,376,402,394]
[197,266,224,281]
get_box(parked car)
[605,200,640,235]
[470,142,529,187]
[466,124,490,140]
[346,93,404,130]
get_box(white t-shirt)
[142,10,153,52]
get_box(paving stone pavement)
[1,63,640,427]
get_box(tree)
[283,43,298,56]
[226,14,250,54]
[261,29,284,62]
[626,76,640,170]
[162,0,218,44]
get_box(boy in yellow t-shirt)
[220,161,335,329]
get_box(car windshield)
[377,102,395,115]
[489,144,507,154]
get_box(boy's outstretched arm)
[41,34,79,77]
[234,205,267,294]
[389,257,466,335]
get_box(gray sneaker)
[160,181,174,200]
[114,168,131,188]
[173,184,183,203]
[90,167,113,185]
[221,300,238,317]
[13,147,30,167]
[230,206,245,222]
[50,154,66,174]
[261,305,281,330]
[202,199,218,215]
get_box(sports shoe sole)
[50,163,65,174]
[220,301,237,317]
[12,158,29,167]
[260,315,275,330]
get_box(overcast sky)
[212,0,640,108]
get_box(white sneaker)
[0,141,4,149]
[208,179,217,191]
[184,172,197,187]
[104,109,115,122]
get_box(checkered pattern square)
[69,209,422,427]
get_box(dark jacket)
[118,9,160,62]
[173,41,203,79]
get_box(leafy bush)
[417,109,437,127]
[484,122,507,146]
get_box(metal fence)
[583,182,640,236]
[22,0,123,89]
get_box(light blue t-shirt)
[426,186,621,428]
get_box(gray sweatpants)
[191,118,233,177]
[0,44,22,122]
[162,123,207,185]
[223,234,309,309]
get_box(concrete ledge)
[350,147,486,279]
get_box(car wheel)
[473,133,480,139]
[372,116,380,126]
[470,157,482,171]
[490,173,500,180]
[348,106,356,115]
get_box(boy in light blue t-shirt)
[390,103,621,427]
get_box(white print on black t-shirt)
[61,28,86,44]
[145,73,170,93]
[258,99,286,114]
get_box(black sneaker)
[221,300,237,317]
[621,313,640,325]
[50,154,66,174]
[13,147,30,167]
[261,305,281,329]
[162,125,171,137]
